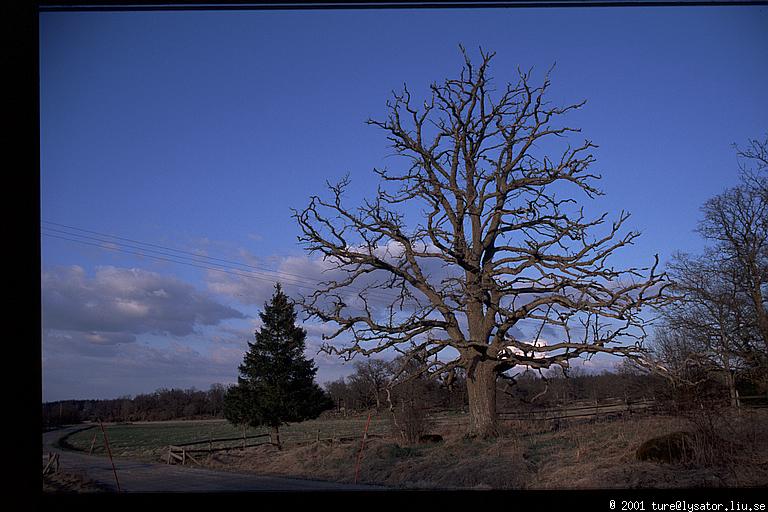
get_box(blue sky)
[39,6,768,401]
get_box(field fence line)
[160,394,766,464]
[165,415,395,464]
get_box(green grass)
[63,416,392,462]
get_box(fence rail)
[167,432,273,465]
[739,394,768,409]
[165,427,386,465]
[42,452,60,475]
[495,394,768,422]
[173,433,271,448]
[163,394,767,464]
[497,398,658,422]
[426,395,767,429]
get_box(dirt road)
[42,426,386,492]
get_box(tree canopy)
[224,284,332,445]
[294,47,670,437]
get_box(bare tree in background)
[658,256,750,406]
[347,358,391,410]
[735,133,768,197]
[704,135,768,352]
[654,134,768,397]
[294,47,670,438]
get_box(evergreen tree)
[223,283,332,448]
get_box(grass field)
[62,413,394,461]
[59,408,768,489]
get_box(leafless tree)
[734,132,768,195]
[657,256,750,406]
[347,358,391,410]
[294,47,670,437]
[699,148,768,353]
[652,135,768,397]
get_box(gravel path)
[42,425,386,492]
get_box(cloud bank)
[43,265,245,339]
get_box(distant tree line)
[323,357,669,416]
[323,358,463,415]
[42,360,714,433]
[42,384,229,430]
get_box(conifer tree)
[223,283,332,449]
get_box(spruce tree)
[223,283,332,449]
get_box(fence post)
[354,412,372,484]
[43,453,60,475]
[99,421,122,492]
[89,432,98,455]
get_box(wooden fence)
[497,397,658,423]
[426,395,766,433]
[167,432,271,465]
[739,394,768,409]
[496,394,767,423]
[42,452,60,475]
[166,428,386,465]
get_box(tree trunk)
[724,367,739,409]
[466,359,499,438]
[720,334,739,409]
[750,285,768,350]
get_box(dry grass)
[42,471,108,493]
[526,409,768,489]
[201,431,533,489]
[197,409,768,489]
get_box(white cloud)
[500,336,550,361]
[42,265,245,337]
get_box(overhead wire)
[42,225,320,290]
[41,231,327,293]
[40,221,408,302]
[43,220,300,275]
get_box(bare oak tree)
[294,48,669,437]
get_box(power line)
[43,220,309,278]
[41,225,319,290]
[41,231,325,291]
[40,222,408,302]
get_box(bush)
[389,399,434,445]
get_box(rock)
[635,431,696,463]
[418,434,443,444]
